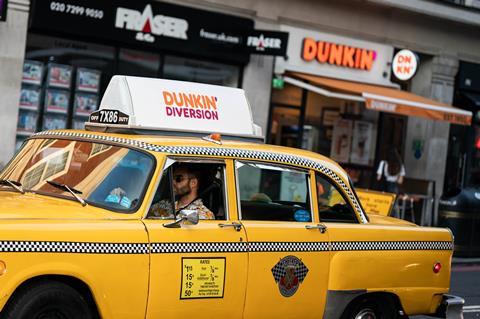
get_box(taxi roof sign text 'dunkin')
[86,76,263,140]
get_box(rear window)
[236,161,312,222]
[0,138,154,212]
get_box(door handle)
[218,222,243,232]
[305,224,327,233]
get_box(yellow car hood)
[0,191,125,220]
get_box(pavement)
[451,258,480,319]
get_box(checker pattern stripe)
[31,131,367,223]
[0,241,148,254]
[0,241,452,254]
[331,241,454,251]
[248,242,329,252]
[151,242,248,253]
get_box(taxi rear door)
[235,161,330,319]
[143,158,248,319]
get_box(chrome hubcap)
[355,308,377,319]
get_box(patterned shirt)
[150,198,215,220]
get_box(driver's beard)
[174,184,191,197]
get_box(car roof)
[32,129,350,182]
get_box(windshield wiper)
[0,179,25,194]
[47,180,87,207]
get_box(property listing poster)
[22,60,43,85]
[19,86,41,110]
[350,121,374,166]
[76,68,101,93]
[330,119,353,163]
[47,64,72,89]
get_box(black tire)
[2,280,94,319]
[341,296,398,319]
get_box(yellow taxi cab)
[0,76,463,319]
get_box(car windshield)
[0,138,154,212]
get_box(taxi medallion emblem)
[271,256,309,297]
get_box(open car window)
[236,161,312,222]
[0,138,154,213]
[148,161,227,220]
[315,172,358,223]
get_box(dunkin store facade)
[268,24,472,225]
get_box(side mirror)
[163,210,199,228]
[180,209,199,225]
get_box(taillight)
[433,262,442,273]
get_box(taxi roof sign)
[86,76,263,140]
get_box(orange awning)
[285,72,472,126]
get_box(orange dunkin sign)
[163,91,219,120]
[301,38,376,71]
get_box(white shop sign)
[392,49,418,81]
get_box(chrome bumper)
[435,294,465,319]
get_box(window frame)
[314,171,360,224]
[145,156,229,221]
[234,160,314,223]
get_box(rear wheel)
[342,295,398,319]
[2,281,94,319]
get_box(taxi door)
[235,161,330,319]
[143,158,248,319]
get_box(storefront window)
[163,56,239,87]
[25,34,115,92]
[303,92,343,156]
[269,84,303,147]
[269,81,387,188]
[302,92,381,188]
[17,34,115,147]
[118,49,160,77]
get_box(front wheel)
[2,281,94,319]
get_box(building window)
[163,55,239,87]
[118,48,160,77]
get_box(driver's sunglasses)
[173,174,190,183]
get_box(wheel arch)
[1,275,101,318]
[340,291,406,319]
[324,290,406,319]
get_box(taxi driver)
[150,165,215,220]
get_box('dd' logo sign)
[271,256,309,297]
